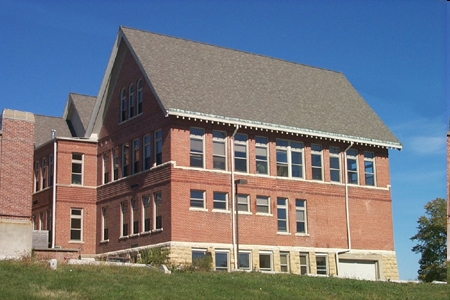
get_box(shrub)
[138,247,169,266]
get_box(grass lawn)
[0,260,447,299]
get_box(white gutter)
[51,130,57,248]
[230,125,239,270]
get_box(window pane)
[215,252,228,271]
[213,142,225,155]
[259,254,271,270]
[190,139,203,152]
[291,152,302,164]
[330,157,339,169]
[70,230,81,240]
[276,150,287,163]
[239,253,250,269]
[72,164,82,173]
[71,219,81,229]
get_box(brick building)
[11,27,403,279]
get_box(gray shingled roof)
[119,27,400,148]
[34,115,72,147]
[69,93,96,133]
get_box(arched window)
[129,84,135,119]
[120,88,127,122]
[137,79,143,115]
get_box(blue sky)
[0,0,447,280]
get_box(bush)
[138,247,169,266]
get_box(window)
[280,252,290,273]
[259,252,273,271]
[316,254,328,275]
[34,162,39,192]
[70,208,83,241]
[190,190,205,209]
[215,251,229,271]
[103,152,110,184]
[131,198,139,234]
[154,192,162,229]
[71,153,83,185]
[128,84,135,119]
[346,149,358,184]
[142,195,151,232]
[122,143,130,177]
[256,196,270,214]
[143,134,151,170]
[49,154,54,187]
[300,253,309,275]
[213,130,226,170]
[39,212,44,230]
[137,79,143,115]
[132,139,140,174]
[364,151,375,186]
[113,147,119,180]
[255,136,268,174]
[311,144,323,180]
[190,128,204,168]
[276,139,303,178]
[192,249,207,263]
[213,192,227,210]
[277,198,288,233]
[121,201,129,237]
[102,207,108,241]
[238,252,251,270]
[234,134,247,172]
[155,129,162,165]
[237,194,249,212]
[329,147,341,182]
[41,158,47,188]
[296,199,307,234]
[120,88,127,122]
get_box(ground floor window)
[239,252,251,270]
[215,251,229,271]
[316,254,328,275]
[259,252,273,272]
[280,252,290,273]
[300,252,309,275]
[70,208,83,241]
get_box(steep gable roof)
[89,26,401,149]
[63,93,96,137]
[34,115,72,148]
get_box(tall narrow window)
[71,153,83,185]
[128,84,135,119]
[142,195,151,232]
[280,252,290,273]
[237,194,249,212]
[41,158,47,189]
[39,212,44,230]
[49,154,54,187]
[311,144,323,180]
[329,147,341,182]
[234,133,247,172]
[296,199,307,234]
[276,140,303,178]
[143,134,151,170]
[70,208,83,241]
[137,79,143,115]
[316,254,328,275]
[34,162,39,192]
[120,88,127,122]
[213,192,227,210]
[103,151,110,184]
[277,198,288,233]
[102,207,108,241]
[190,128,204,168]
[113,147,119,180]
[364,151,375,186]
[346,149,358,184]
[190,190,205,209]
[255,136,268,174]
[300,253,309,275]
[154,192,162,230]
[256,196,270,214]
[122,144,129,177]
[212,130,226,170]
[155,129,162,165]
[131,198,139,234]
[121,201,129,237]
[132,139,140,174]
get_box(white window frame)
[113,147,119,180]
[364,151,376,186]
[190,190,205,210]
[213,191,228,211]
[101,207,108,241]
[316,254,328,275]
[329,146,341,182]
[132,138,140,174]
[71,153,83,185]
[280,252,290,273]
[190,127,204,168]
[142,195,151,232]
[122,143,130,177]
[277,197,289,233]
[300,252,309,275]
[346,149,359,184]
[131,198,139,235]
[255,136,269,175]
[295,199,307,234]
[128,83,135,119]
[234,133,248,173]
[155,129,162,165]
[259,251,273,272]
[143,134,151,170]
[238,251,252,270]
[34,161,39,192]
[49,154,54,187]
[237,194,250,213]
[256,195,270,214]
[103,152,110,184]
[311,144,323,180]
[215,250,230,272]
[137,79,143,115]
[120,88,127,122]
[154,192,162,230]
[120,201,129,237]
[212,130,227,170]
[70,208,83,242]
[276,139,304,178]
[41,157,47,189]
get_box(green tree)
[410,198,447,282]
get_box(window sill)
[189,207,208,212]
[69,241,85,244]
[152,228,163,233]
[212,209,230,214]
[256,213,272,217]
[100,239,109,244]
[276,232,291,236]
[119,235,129,240]
[129,233,139,238]
[237,211,252,215]
[140,231,151,236]
[295,233,310,237]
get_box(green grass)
[0,260,447,300]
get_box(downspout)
[51,130,57,248]
[336,141,354,276]
[230,125,239,270]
